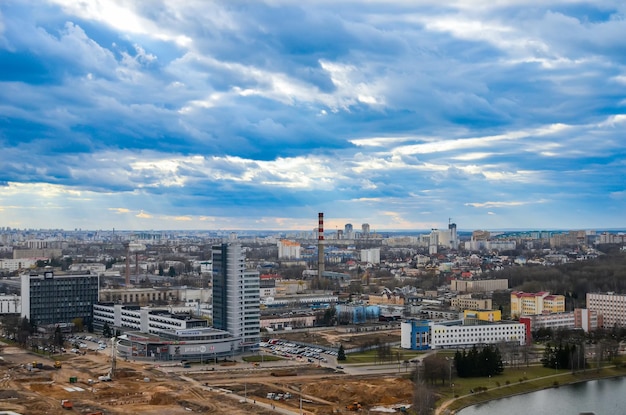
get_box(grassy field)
[340,350,626,413]
[435,364,626,413]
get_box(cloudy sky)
[1,1,625,232]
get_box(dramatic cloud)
[0,0,624,230]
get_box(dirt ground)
[0,330,412,415]
[274,327,402,350]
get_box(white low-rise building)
[0,293,20,314]
[401,318,526,350]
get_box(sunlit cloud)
[0,1,624,230]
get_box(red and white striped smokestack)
[318,213,325,278]
[318,212,324,240]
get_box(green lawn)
[436,364,626,413]
[242,354,283,363]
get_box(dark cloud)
[0,0,624,229]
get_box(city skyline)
[1,1,625,231]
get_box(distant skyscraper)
[429,229,438,255]
[212,243,260,351]
[362,223,370,237]
[448,222,458,250]
[344,223,354,240]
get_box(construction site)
[0,329,414,415]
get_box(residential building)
[361,223,370,237]
[212,243,260,352]
[519,312,576,332]
[0,258,40,272]
[360,248,381,264]
[510,291,565,318]
[450,279,508,293]
[13,248,62,259]
[0,293,20,314]
[21,271,99,326]
[587,292,626,328]
[450,294,493,311]
[574,308,602,332]
[277,239,301,259]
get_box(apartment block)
[450,294,493,311]
[586,292,626,328]
[510,291,565,318]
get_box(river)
[457,376,626,415]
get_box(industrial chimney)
[318,212,325,279]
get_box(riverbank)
[435,365,626,414]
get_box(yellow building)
[463,309,501,322]
[510,291,565,318]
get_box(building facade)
[401,318,526,350]
[450,294,493,311]
[21,271,99,326]
[212,243,260,352]
[510,291,565,318]
[0,293,20,314]
[450,279,508,293]
[277,240,301,259]
[360,248,381,264]
[587,292,626,328]
[574,308,602,332]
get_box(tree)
[17,316,33,346]
[158,264,164,276]
[412,363,436,415]
[53,326,64,348]
[168,266,176,277]
[337,344,346,361]
[72,317,84,332]
[102,322,112,338]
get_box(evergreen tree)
[337,344,346,361]
[102,322,112,338]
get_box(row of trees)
[541,343,586,371]
[494,249,626,308]
[454,345,504,378]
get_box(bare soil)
[0,329,411,415]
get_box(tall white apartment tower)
[212,243,260,352]
[449,222,458,250]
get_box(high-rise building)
[277,239,301,259]
[429,229,438,255]
[360,248,380,264]
[448,222,458,250]
[361,223,370,237]
[21,271,99,326]
[212,243,260,352]
[344,223,354,240]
